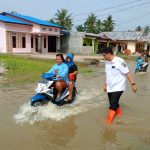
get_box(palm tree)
[143,26,150,36]
[11,11,18,14]
[48,18,56,24]
[135,26,142,32]
[103,15,115,31]
[84,13,97,33]
[54,8,73,30]
[95,19,103,33]
[76,24,86,32]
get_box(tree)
[84,13,97,33]
[135,26,142,32]
[75,13,115,33]
[53,8,73,30]
[76,24,86,32]
[103,15,115,31]
[95,19,103,34]
[11,11,18,14]
[48,18,56,24]
[143,26,150,35]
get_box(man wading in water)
[102,47,137,124]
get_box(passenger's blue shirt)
[47,62,69,84]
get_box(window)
[22,36,26,48]
[49,28,53,31]
[42,28,46,31]
[31,36,33,48]
[44,37,46,48]
[12,36,16,48]
[83,43,87,46]
[55,29,58,32]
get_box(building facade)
[100,31,150,54]
[0,12,63,53]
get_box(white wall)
[127,42,136,53]
[5,23,31,32]
[0,22,7,53]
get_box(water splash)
[14,88,105,124]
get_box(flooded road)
[0,61,150,150]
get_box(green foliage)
[0,54,55,84]
[76,14,115,33]
[0,54,92,85]
[76,24,86,32]
[143,25,150,36]
[103,15,115,31]
[53,8,73,30]
[135,26,142,31]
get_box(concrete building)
[0,12,63,53]
[61,32,107,55]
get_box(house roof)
[139,33,150,42]
[100,31,143,41]
[2,12,63,28]
[0,14,31,25]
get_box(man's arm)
[103,77,107,94]
[126,72,137,93]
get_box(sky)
[0,0,150,31]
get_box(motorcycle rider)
[47,53,69,101]
[66,53,78,101]
[137,50,148,72]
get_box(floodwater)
[0,61,150,150]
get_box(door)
[48,36,56,52]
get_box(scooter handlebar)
[41,73,63,81]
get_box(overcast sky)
[0,0,150,31]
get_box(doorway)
[48,36,56,52]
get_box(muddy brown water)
[0,61,150,150]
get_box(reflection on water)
[0,62,150,150]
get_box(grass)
[0,54,93,85]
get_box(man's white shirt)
[105,56,129,93]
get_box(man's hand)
[103,84,107,94]
[132,84,137,93]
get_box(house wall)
[40,26,60,36]
[68,33,83,53]
[42,35,48,53]
[0,22,7,53]
[31,35,36,53]
[68,33,94,54]
[0,21,61,54]
[56,37,60,51]
[60,34,70,53]
[13,33,32,53]
[127,42,136,53]
[5,23,31,32]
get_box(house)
[100,31,150,54]
[61,32,109,55]
[0,12,63,53]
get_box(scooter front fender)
[30,93,46,103]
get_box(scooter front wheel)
[31,100,45,107]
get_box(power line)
[116,11,150,27]
[73,0,150,22]
[72,0,142,17]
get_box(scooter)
[135,57,148,73]
[30,73,77,107]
